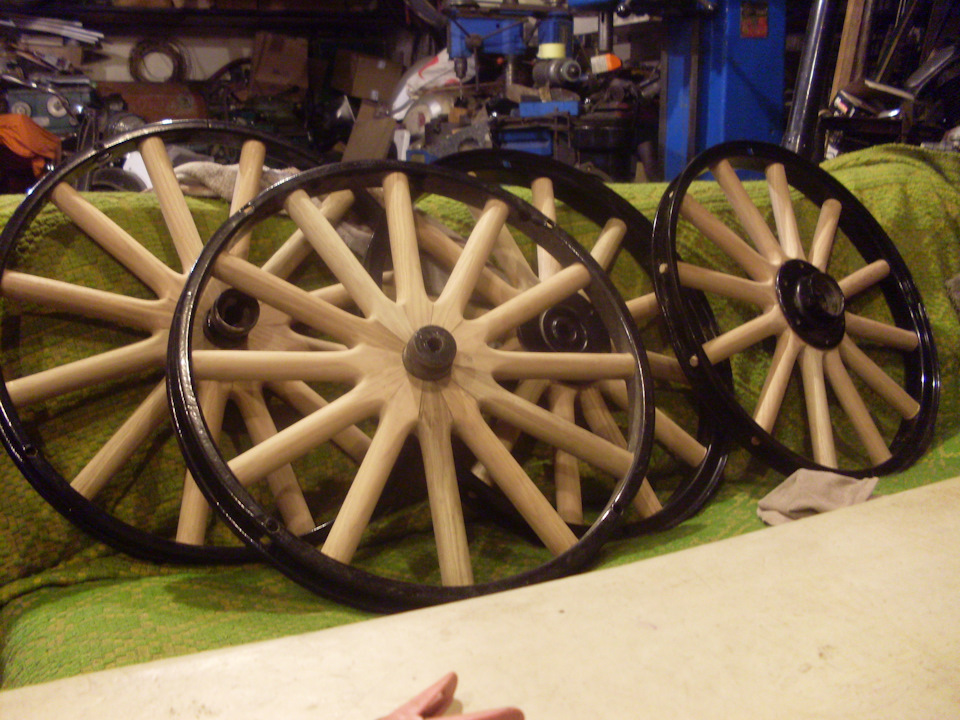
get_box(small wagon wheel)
[168,161,654,610]
[436,150,726,530]
[652,141,938,476]
[0,120,323,562]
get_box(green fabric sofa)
[1,145,958,689]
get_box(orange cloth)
[0,113,62,177]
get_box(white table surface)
[4,476,959,720]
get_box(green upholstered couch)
[1,145,958,689]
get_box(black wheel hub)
[517,294,609,353]
[403,325,458,381]
[204,288,261,347]
[777,259,846,349]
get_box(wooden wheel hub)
[777,259,846,349]
[402,325,458,381]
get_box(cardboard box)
[341,100,396,161]
[249,32,309,98]
[330,49,402,104]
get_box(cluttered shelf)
[1,2,401,36]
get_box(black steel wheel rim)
[437,149,727,530]
[0,120,322,564]
[168,160,655,611]
[652,140,939,477]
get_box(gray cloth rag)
[174,161,300,200]
[757,469,879,525]
[947,274,960,320]
[170,161,373,257]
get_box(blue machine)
[439,0,786,180]
[663,0,786,179]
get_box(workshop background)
[2,0,956,191]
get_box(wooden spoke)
[838,259,890,299]
[446,386,577,556]
[284,333,349,353]
[49,183,182,298]
[233,383,316,536]
[261,228,311,279]
[228,379,384,487]
[532,177,564,280]
[808,198,842,271]
[309,281,357,310]
[139,135,205,271]
[418,389,473,585]
[579,385,627,445]
[1,271,171,332]
[577,386,664,515]
[460,371,634,478]
[459,206,539,290]
[549,384,583,524]
[823,350,893,465]
[267,380,372,462]
[701,307,787,365]
[598,378,629,410]
[765,163,804,260]
[490,222,540,290]
[177,381,228,545]
[415,214,520,308]
[646,352,687,384]
[261,190,356,279]
[227,139,267,259]
[627,292,660,324]
[434,199,510,326]
[799,347,837,467]
[482,348,636,382]
[211,254,382,347]
[680,195,774,282]
[470,378,550,484]
[70,380,168,499]
[478,263,590,342]
[753,330,803,434]
[711,158,784,264]
[190,348,368,383]
[231,140,267,213]
[177,474,213,546]
[285,189,401,330]
[321,396,417,564]
[589,218,628,271]
[652,407,707,467]
[838,337,920,419]
[843,313,919,351]
[383,172,431,325]
[678,262,774,307]
[6,334,165,407]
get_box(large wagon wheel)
[168,161,654,610]
[436,150,726,530]
[0,120,323,562]
[652,141,938,476]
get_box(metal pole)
[782,0,841,159]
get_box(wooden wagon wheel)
[0,120,323,562]
[435,150,726,530]
[168,161,654,610]
[652,141,938,476]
